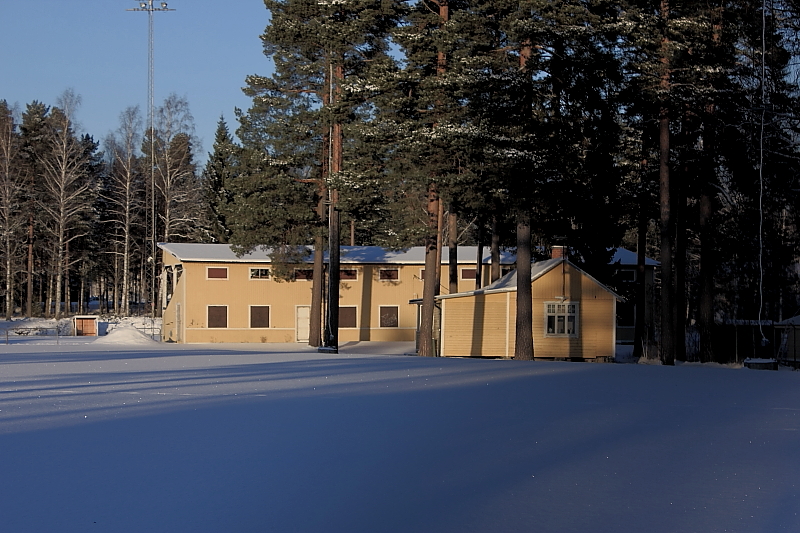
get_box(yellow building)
[437,256,622,360]
[158,243,515,344]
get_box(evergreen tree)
[202,117,239,243]
[235,0,402,347]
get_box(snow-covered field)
[1,322,799,532]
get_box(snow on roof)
[158,243,517,265]
[611,248,659,266]
[777,315,800,326]
[437,257,623,301]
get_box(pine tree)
[235,0,402,347]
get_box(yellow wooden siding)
[163,258,436,343]
[442,262,616,359]
[442,293,509,357]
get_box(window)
[379,306,399,328]
[617,269,636,282]
[419,268,426,280]
[294,269,313,281]
[250,268,271,280]
[339,306,357,328]
[545,302,578,336]
[501,266,515,276]
[250,306,270,328]
[616,302,635,328]
[207,267,228,279]
[379,268,399,281]
[340,269,358,281]
[461,268,477,280]
[208,306,227,328]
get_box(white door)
[296,306,310,343]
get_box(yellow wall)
[160,251,494,344]
[441,262,616,359]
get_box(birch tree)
[0,101,26,319]
[37,89,96,319]
[104,106,144,316]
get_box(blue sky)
[0,0,273,162]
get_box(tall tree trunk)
[633,194,648,360]
[323,189,340,350]
[419,184,440,357]
[674,171,686,362]
[322,60,344,351]
[310,232,324,347]
[448,210,458,294]
[475,225,483,290]
[435,199,443,295]
[658,0,675,365]
[490,217,500,283]
[26,214,33,317]
[514,211,534,360]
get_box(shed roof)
[158,243,517,265]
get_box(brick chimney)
[551,245,566,259]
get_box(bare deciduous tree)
[37,89,95,319]
[104,106,144,316]
[0,101,26,319]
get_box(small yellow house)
[158,243,515,344]
[437,256,622,360]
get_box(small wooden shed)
[437,257,622,360]
[72,315,99,336]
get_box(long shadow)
[2,360,798,533]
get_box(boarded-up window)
[207,267,228,279]
[379,268,399,281]
[340,269,358,281]
[250,268,270,280]
[339,306,357,328]
[208,306,227,328]
[461,268,477,280]
[251,306,270,328]
[419,269,426,280]
[379,306,399,328]
[294,269,313,281]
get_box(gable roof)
[436,257,623,301]
[158,243,517,265]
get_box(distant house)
[609,248,659,345]
[436,250,622,360]
[158,243,516,344]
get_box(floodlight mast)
[127,1,175,318]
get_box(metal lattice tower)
[127,1,174,317]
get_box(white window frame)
[544,301,579,337]
[460,267,478,281]
[206,266,228,280]
[379,305,399,328]
[379,268,399,281]
[339,305,358,329]
[249,267,271,280]
[249,305,271,328]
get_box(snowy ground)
[1,324,799,532]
